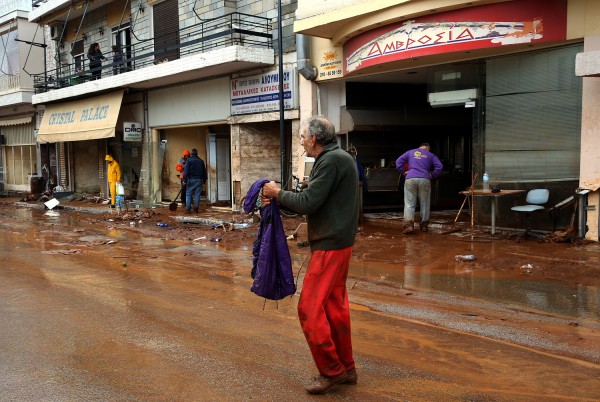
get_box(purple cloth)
[244,179,296,300]
[396,148,443,180]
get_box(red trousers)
[298,247,355,377]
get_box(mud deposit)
[1,199,599,401]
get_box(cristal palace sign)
[344,0,567,74]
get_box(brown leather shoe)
[342,368,358,385]
[305,371,349,394]
[419,220,429,232]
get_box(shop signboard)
[317,47,343,81]
[123,122,142,142]
[344,0,567,74]
[230,69,296,115]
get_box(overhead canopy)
[37,91,124,143]
[0,114,33,126]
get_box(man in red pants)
[263,115,360,394]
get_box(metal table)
[459,189,525,234]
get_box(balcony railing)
[0,74,22,94]
[33,12,272,94]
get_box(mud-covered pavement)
[1,199,599,401]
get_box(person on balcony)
[87,43,106,80]
[112,45,124,75]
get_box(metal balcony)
[33,12,272,94]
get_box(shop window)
[2,145,37,188]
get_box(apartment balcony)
[0,74,34,107]
[32,12,274,104]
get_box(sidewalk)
[10,196,252,228]
[6,195,529,238]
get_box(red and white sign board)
[344,0,567,74]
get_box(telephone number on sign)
[319,69,342,78]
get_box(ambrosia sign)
[344,0,567,73]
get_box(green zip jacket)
[278,143,359,251]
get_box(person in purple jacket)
[396,142,443,234]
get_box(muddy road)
[1,201,599,401]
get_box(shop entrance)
[345,63,477,211]
[161,124,231,206]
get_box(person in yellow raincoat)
[105,154,122,207]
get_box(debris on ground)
[455,254,476,262]
[41,249,83,255]
[542,226,576,243]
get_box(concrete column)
[578,36,600,241]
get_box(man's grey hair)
[307,115,336,146]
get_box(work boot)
[342,368,358,385]
[184,209,191,214]
[305,371,349,394]
[403,220,415,234]
[194,207,199,213]
[420,220,429,232]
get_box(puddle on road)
[5,206,600,321]
[352,228,600,320]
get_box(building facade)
[0,0,45,194]
[28,0,302,209]
[294,0,600,241]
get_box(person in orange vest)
[176,150,190,206]
[105,154,122,208]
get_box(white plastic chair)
[511,189,550,237]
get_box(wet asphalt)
[0,201,599,401]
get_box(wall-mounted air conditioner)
[50,23,65,41]
[428,88,478,108]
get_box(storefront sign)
[37,91,124,143]
[230,70,296,115]
[123,122,142,142]
[317,47,343,81]
[344,0,567,74]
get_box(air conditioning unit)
[50,23,65,41]
[428,89,478,108]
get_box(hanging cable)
[53,2,76,64]
[0,20,17,75]
[192,0,210,22]
[19,23,47,76]
[115,0,131,47]
[71,0,90,49]
[129,0,152,42]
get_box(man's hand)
[262,181,281,199]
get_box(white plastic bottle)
[483,172,490,192]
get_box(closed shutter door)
[153,0,179,62]
[485,44,582,183]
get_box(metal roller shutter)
[485,44,583,183]
[153,0,180,63]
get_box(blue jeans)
[403,178,431,222]
[186,179,202,210]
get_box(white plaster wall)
[580,35,600,241]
